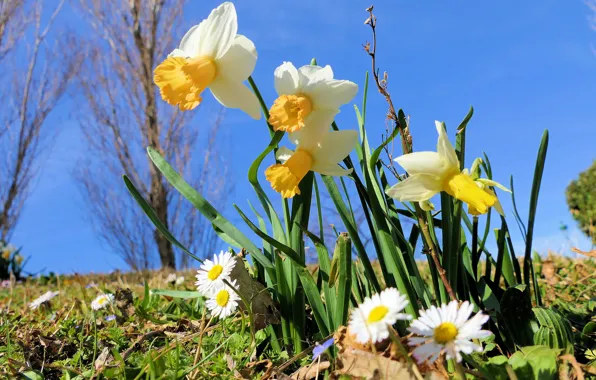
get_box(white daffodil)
[205,280,240,319]
[195,251,236,296]
[348,288,411,344]
[265,130,357,198]
[91,293,115,311]
[387,121,505,215]
[154,2,261,119]
[268,62,357,138]
[407,300,492,363]
[29,291,59,310]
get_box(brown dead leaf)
[230,255,280,331]
[239,359,273,379]
[290,360,330,379]
[559,354,585,380]
[571,247,596,258]
[541,259,558,285]
[334,348,417,380]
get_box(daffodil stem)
[415,205,457,301]
[471,216,479,279]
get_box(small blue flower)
[105,314,116,321]
[312,338,334,359]
[86,283,98,289]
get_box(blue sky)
[11,1,596,274]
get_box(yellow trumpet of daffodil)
[266,130,358,198]
[465,158,511,216]
[268,62,357,137]
[154,2,261,119]
[387,121,505,215]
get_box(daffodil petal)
[196,2,238,59]
[312,163,353,176]
[210,77,261,119]
[216,35,256,82]
[312,130,358,165]
[288,109,337,148]
[297,65,334,85]
[178,25,201,56]
[307,79,358,110]
[386,174,442,202]
[274,62,300,95]
[394,151,449,177]
[275,147,294,163]
[168,48,188,58]
[435,121,459,168]
[476,178,511,193]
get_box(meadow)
[1,256,595,379]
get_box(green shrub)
[566,160,596,244]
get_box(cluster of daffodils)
[153,2,359,200]
[349,289,491,364]
[195,251,240,319]
[264,63,359,198]
[387,122,509,215]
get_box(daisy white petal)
[205,280,240,319]
[195,251,236,296]
[91,294,114,311]
[348,288,411,344]
[29,291,59,310]
[408,301,492,364]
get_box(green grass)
[1,255,595,379]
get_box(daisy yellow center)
[97,297,108,306]
[434,322,458,344]
[265,150,314,198]
[215,290,230,307]
[207,264,224,281]
[444,173,496,215]
[367,305,389,323]
[154,56,217,111]
[268,94,312,133]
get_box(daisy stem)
[454,360,467,379]
[92,311,97,367]
[388,329,424,380]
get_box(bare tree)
[0,0,79,240]
[74,0,231,270]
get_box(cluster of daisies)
[348,288,492,364]
[29,289,115,314]
[195,251,240,319]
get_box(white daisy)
[29,291,59,310]
[205,280,240,319]
[175,276,185,286]
[91,293,115,311]
[195,251,236,296]
[165,273,178,283]
[348,288,411,344]
[407,300,492,363]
